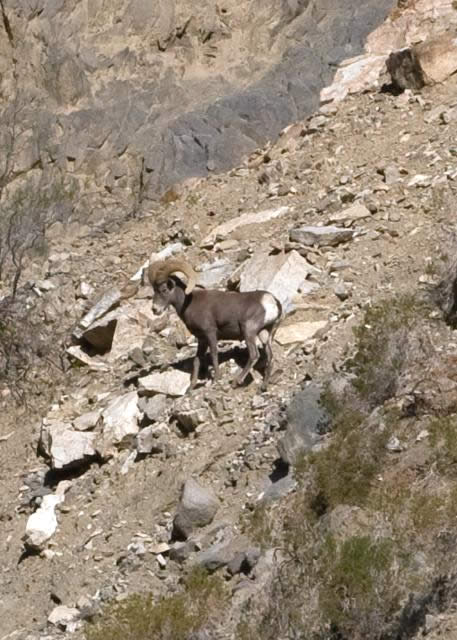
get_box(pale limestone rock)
[66,346,109,372]
[73,287,123,341]
[100,391,142,453]
[72,410,102,431]
[275,321,327,345]
[139,370,191,397]
[173,478,220,540]
[48,605,80,629]
[201,206,290,247]
[109,301,157,361]
[195,258,234,288]
[239,250,318,311]
[320,54,387,103]
[24,494,63,550]
[49,429,97,470]
[75,308,120,352]
[76,281,94,299]
[40,420,97,469]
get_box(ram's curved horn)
[147,259,197,294]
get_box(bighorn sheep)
[146,258,282,390]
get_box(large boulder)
[387,32,457,91]
[172,478,220,540]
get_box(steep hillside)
[1,3,457,640]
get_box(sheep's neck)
[171,285,188,317]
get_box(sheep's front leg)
[191,337,208,389]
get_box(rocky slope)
[1,3,457,640]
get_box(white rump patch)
[261,294,280,325]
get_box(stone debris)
[76,281,95,299]
[275,320,327,346]
[195,258,234,288]
[135,423,168,455]
[138,370,191,397]
[290,225,354,247]
[172,478,220,540]
[137,394,168,423]
[239,249,318,311]
[72,410,102,432]
[201,206,290,247]
[327,202,371,226]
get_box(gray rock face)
[278,384,331,466]
[172,478,219,540]
[1,0,395,223]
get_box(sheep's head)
[148,259,197,314]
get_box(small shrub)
[308,411,389,513]
[242,503,275,549]
[429,415,457,474]
[85,568,227,640]
[348,294,421,407]
[318,534,398,636]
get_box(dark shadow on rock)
[269,458,290,484]
[43,458,102,489]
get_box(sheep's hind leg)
[260,330,274,391]
[207,331,220,382]
[233,330,259,388]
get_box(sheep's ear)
[167,277,175,291]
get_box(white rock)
[76,281,94,299]
[48,605,80,629]
[239,250,318,311]
[66,346,109,371]
[408,174,432,187]
[201,206,290,246]
[72,410,102,431]
[100,391,142,452]
[40,421,97,469]
[73,287,123,340]
[109,300,157,361]
[320,54,387,103]
[139,370,191,397]
[24,494,63,550]
[275,321,327,345]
